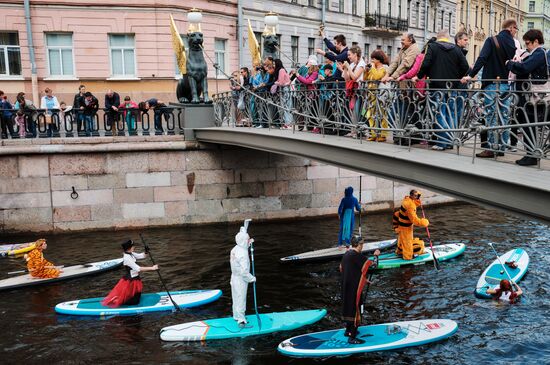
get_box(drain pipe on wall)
[24,0,39,104]
[237,0,243,67]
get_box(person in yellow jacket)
[392,190,429,260]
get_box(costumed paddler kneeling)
[392,190,429,260]
[340,236,380,344]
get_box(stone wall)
[0,139,455,233]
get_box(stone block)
[122,203,165,219]
[185,150,222,170]
[195,184,228,200]
[234,168,276,183]
[88,174,126,189]
[53,206,91,222]
[221,198,240,213]
[337,177,361,192]
[227,183,264,198]
[114,188,154,204]
[372,188,394,202]
[149,151,186,172]
[18,156,49,177]
[191,170,235,185]
[0,157,18,178]
[51,175,88,191]
[268,154,309,167]
[311,192,334,209]
[264,181,289,196]
[0,192,51,209]
[52,189,113,207]
[276,166,307,181]
[126,172,171,187]
[313,178,337,194]
[281,195,311,210]
[222,149,269,169]
[288,180,313,195]
[105,152,149,174]
[49,154,106,175]
[240,197,281,212]
[4,207,52,224]
[307,165,339,180]
[187,199,224,216]
[154,186,195,202]
[0,177,50,194]
[338,169,362,178]
[165,201,188,217]
[91,204,121,221]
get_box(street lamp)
[187,8,203,33]
[263,11,279,35]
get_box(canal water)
[1,203,548,364]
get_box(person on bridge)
[392,190,429,260]
[24,239,62,278]
[338,186,361,247]
[230,226,256,327]
[102,240,158,308]
[340,236,380,344]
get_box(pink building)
[0,0,237,106]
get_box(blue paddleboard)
[55,289,222,316]
[278,319,458,357]
[160,309,327,341]
[475,248,529,299]
[369,243,466,269]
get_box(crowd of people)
[227,19,549,167]
[0,86,172,137]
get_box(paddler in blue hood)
[230,226,256,326]
[338,186,361,247]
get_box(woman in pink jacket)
[296,64,319,91]
[119,96,139,133]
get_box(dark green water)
[1,203,548,364]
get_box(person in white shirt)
[102,240,158,307]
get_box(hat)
[121,240,134,251]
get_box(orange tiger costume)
[25,240,60,278]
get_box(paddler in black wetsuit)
[340,236,380,344]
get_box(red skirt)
[101,276,143,308]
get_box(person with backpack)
[506,29,549,166]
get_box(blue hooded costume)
[338,186,361,246]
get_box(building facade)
[522,0,550,41]
[407,0,459,48]
[456,0,526,64]
[0,0,238,106]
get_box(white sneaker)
[431,145,445,151]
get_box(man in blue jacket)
[316,31,348,80]
[461,19,518,158]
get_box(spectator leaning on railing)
[381,33,420,86]
[461,19,518,158]
[73,85,86,132]
[0,90,15,138]
[506,29,549,166]
[105,90,121,130]
[14,92,37,138]
[415,30,469,151]
[81,91,99,136]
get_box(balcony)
[363,12,409,37]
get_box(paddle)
[245,218,262,331]
[420,204,440,271]
[139,234,181,312]
[487,242,516,293]
[358,176,362,238]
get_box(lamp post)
[264,11,279,36]
[187,8,202,33]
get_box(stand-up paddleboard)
[368,243,466,269]
[280,239,397,263]
[160,309,327,341]
[278,319,458,358]
[55,289,222,316]
[0,258,123,291]
[0,241,37,257]
[475,248,529,299]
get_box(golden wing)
[170,14,187,75]
[247,19,261,66]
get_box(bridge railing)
[0,106,186,139]
[212,79,550,164]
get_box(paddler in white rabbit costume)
[230,220,257,327]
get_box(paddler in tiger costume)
[24,239,62,278]
[392,190,429,260]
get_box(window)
[433,7,437,32]
[376,45,382,50]
[480,8,484,29]
[0,32,22,76]
[364,43,370,58]
[529,1,535,12]
[387,45,392,60]
[448,13,452,32]
[175,34,189,76]
[339,0,344,12]
[366,0,370,13]
[389,2,392,16]
[291,36,299,65]
[308,0,315,6]
[475,6,478,27]
[527,22,535,29]
[398,2,402,18]
[441,10,444,30]
[407,0,411,19]
[109,34,135,77]
[214,39,227,78]
[46,33,74,76]
[325,0,329,10]
[352,0,357,15]
[352,41,358,47]
[291,0,298,3]
[416,2,420,27]
[308,37,315,56]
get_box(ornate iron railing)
[364,12,409,32]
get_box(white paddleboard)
[280,239,397,263]
[0,258,123,291]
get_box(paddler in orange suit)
[392,190,429,260]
